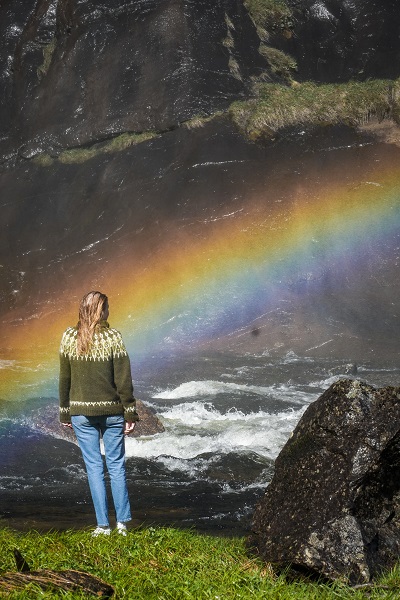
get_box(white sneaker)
[116,522,127,536]
[92,526,111,537]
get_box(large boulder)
[133,399,165,437]
[32,399,165,440]
[250,379,400,584]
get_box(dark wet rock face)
[1,119,400,362]
[275,0,400,82]
[0,0,266,161]
[250,379,400,584]
[3,0,400,162]
[1,2,400,359]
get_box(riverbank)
[0,527,399,598]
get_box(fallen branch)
[0,549,114,597]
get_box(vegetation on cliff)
[229,78,400,141]
[32,132,159,166]
[244,0,294,36]
[24,0,400,165]
[0,527,399,598]
[243,0,297,79]
[30,76,400,167]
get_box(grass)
[37,39,56,80]
[0,527,400,598]
[183,113,223,129]
[229,79,400,140]
[58,131,158,164]
[31,78,400,166]
[32,131,159,166]
[244,0,294,35]
[258,44,297,79]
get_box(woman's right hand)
[124,421,135,435]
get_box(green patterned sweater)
[59,320,139,423]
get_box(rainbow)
[1,143,400,403]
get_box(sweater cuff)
[59,407,71,423]
[124,407,139,422]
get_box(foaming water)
[1,351,398,534]
[125,399,306,461]
[153,380,310,405]
[126,411,302,460]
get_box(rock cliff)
[2,1,400,163]
[272,0,400,82]
[0,0,266,162]
[1,1,400,365]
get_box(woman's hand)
[62,422,73,429]
[124,421,135,435]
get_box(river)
[1,349,398,535]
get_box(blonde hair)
[76,291,108,356]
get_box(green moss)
[225,13,235,30]
[33,131,159,166]
[243,2,296,81]
[37,39,56,80]
[103,131,158,152]
[244,0,293,33]
[259,45,297,79]
[58,147,98,164]
[222,32,235,49]
[229,56,243,81]
[229,79,397,140]
[183,113,222,129]
[32,153,54,167]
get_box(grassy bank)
[29,78,400,167]
[32,131,159,166]
[229,79,400,141]
[0,527,399,599]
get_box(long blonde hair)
[76,291,108,356]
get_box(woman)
[59,291,139,536]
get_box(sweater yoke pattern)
[59,321,139,423]
[60,326,128,361]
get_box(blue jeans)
[71,415,131,527]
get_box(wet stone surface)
[250,379,400,584]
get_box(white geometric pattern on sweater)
[60,326,128,361]
[69,400,137,412]
[70,400,120,408]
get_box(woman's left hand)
[124,421,135,435]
